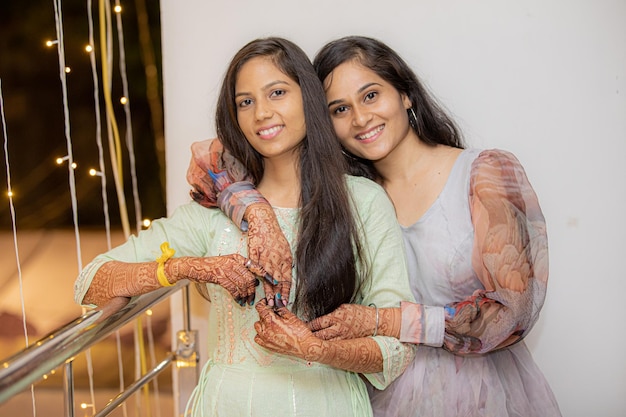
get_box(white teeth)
[258,126,282,136]
[357,125,383,140]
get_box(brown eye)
[364,91,377,101]
[238,98,253,108]
[270,89,286,98]
[333,105,349,115]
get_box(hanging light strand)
[1,79,37,417]
[88,1,130,415]
[113,3,155,414]
[52,0,83,273]
[99,0,131,239]
[114,0,143,235]
[87,0,112,251]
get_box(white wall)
[160,1,626,415]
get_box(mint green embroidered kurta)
[74,175,416,417]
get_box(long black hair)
[216,37,365,320]
[314,36,465,180]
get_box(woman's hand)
[168,254,263,305]
[245,203,292,307]
[254,299,324,362]
[308,304,402,340]
[255,300,386,373]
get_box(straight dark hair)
[314,36,465,181]
[216,37,365,320]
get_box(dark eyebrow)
[235,80,291,99]
[327,82,382,108]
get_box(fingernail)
[276,293,282,299]
[264,273,275,284]
[268,298,275,307]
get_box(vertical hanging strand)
[134,0,166,198]
[1,80,37,417]
[114,0,143,234]
[85,0,110,415]
[99,0,131,239]
[101,2,147,415]
[114,4,157,415]
[52,0,83,273]
[88,0,112,250]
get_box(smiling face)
[324,60,414,162]
[235,56,306,162]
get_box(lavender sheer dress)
[368,148,561,417]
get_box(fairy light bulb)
[85,45,93,53]
[45,40,58,47]
[7,191,13,197]
[142,218,152,228]
[114,5,122,13]
[56,156,77,168]
[120,96,128,105]
[65,67,71,74]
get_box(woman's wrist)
[163,257,182,284]
[378,307,402,338]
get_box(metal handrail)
[0,280,191,409]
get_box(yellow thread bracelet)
[156,242,176,287]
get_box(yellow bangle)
[156,242,176,287]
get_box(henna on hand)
[254,300,383,373]
[245,203,293,306]
[168,254,260,305]
[83,261,162,306]
[308,304,402,340]
[254,299,322,360]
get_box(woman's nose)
[351,105,372,127]
[255,101,273,120]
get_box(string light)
[89,168,103,177]
[64,67,71,74]
[45,39,59,47]
[85,44,93,53]
[142,218,152,228]
[56,156,77,169]
[7,191,13,197]
[114,5,122,13]
[119,96,128,105]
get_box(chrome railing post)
[63,361,75,417]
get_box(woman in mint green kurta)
[74,37,415,416]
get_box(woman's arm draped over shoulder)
[186,138,255,223]
[186,138,293,301]
[442,149,549,354]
